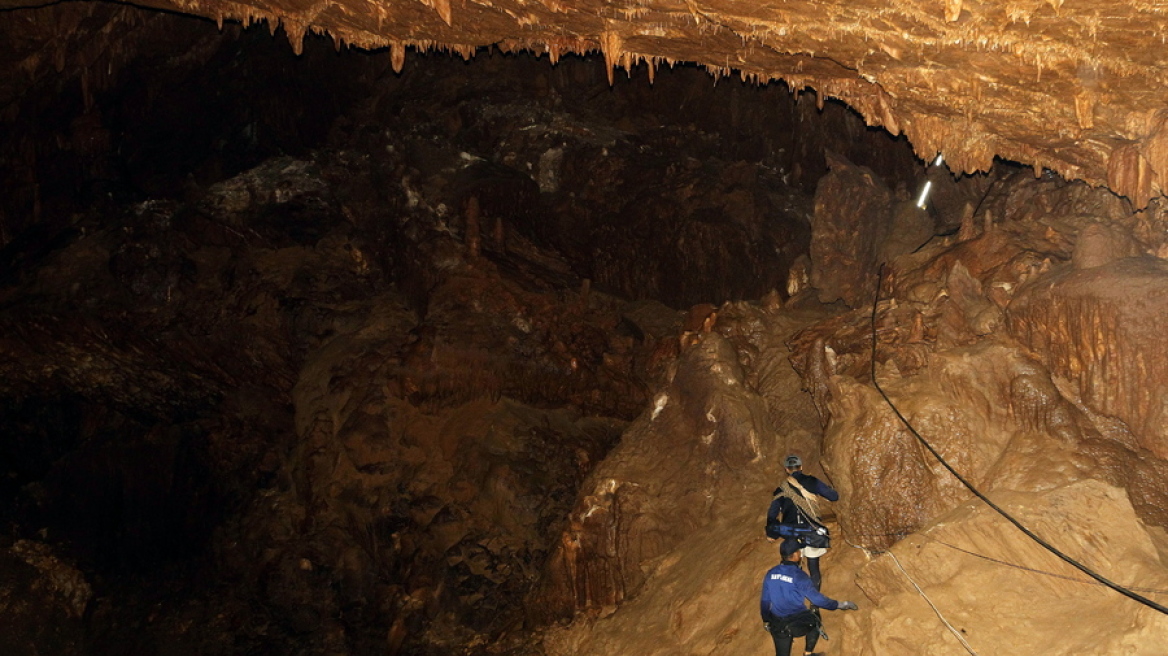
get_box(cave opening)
[9,4,1162,656]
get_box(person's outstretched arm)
[797,575,840,610]
[797,472,839,502]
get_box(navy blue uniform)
[760,562,841,656]
[760,562,839,618]
[766,471,838,590]
[766,471,839,528]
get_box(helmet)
[784,454,802,469]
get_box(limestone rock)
[1007,257,1168,459]
[540,307,839,656]
[532,331,778,621]
[809,153,893,307]
[1071,222,1140,270]
[849,480,1168,655]
[10,0,1168,206]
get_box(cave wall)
[4,3,1168,656]
[0,5,927,307]
[0,13,941,654]
[538,148,1168,656]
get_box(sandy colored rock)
[809,153,894,307]
[4,14,1168,654]
[848,480,1168,655]
[531,330,778,620]
[1008,257,1168,459]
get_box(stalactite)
[599,30,622,86]
[879,92,900,135]
[391,39,406,73]
[431,0,453,26]
[1107,144,1154,209]
[285,20,307,56]
[1139,110,1168,189]
[1074,90,1095,130]
[945,0,962,22]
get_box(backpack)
[765,519,831,548]
[766,479,832,548]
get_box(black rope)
[868,263,1168,616]
[928,537,1168,596]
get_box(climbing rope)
[926,536,1168,596]
[839,533,979,655]
[886,550,981,656]
[867,264,1168,616]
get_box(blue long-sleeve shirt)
[759,562,840,622]
[766,471,839,527]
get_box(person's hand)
[763,621,773,632]
[838,601,859,611]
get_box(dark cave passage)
[0,7,1023,656]
[0,7,938,308]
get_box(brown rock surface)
[0,540,89,656]
[3,9,1168,655]
[531,330,777,621]
[8,0,1168,206]
[809,153,895,307]
[541,143,1168,656]
[809,154,939,308]
[845,480,1168,655]
[1007,256,1168,459]
[539,306,843,654]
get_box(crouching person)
[760,539,858,656]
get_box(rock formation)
[7,0,1168,206]
[2,4,1168,656]
[544,149,1168,656]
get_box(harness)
[768,609,822,638]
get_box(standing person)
[765,454,838,589]
[760,539,859,656]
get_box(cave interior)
[2,3,1168,656]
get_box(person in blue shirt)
[766,454,839,589]
[760,539,859,656]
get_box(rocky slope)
[541,153,1168,656]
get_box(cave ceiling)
[5,0,1167,206]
